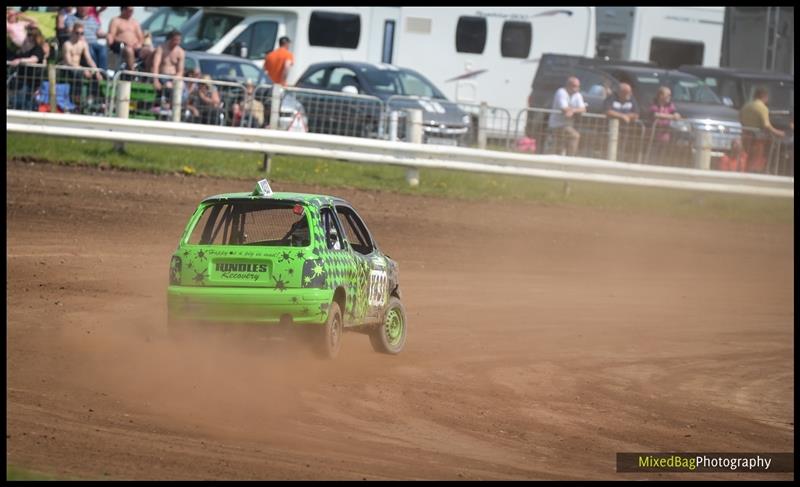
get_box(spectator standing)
[87,7,106,24]
[8,26,47,65]
[56,7,75,48]
[7,8,38,58]
[151,30,185,92]
[66,6,107,70]
[8,26,50,110]
[107,6,151,70]
[604,82,639,123]
[740,87,785,173]
[263,36,294,86]
[605,83,640,161]
[547,76,586,156]
[648,86,681,165]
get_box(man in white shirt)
[548,76,587,156]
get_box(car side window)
[225,21,277,60]
[335,205,374,255]
[578,68,614,98]
[320,207,344,250]
[184,57,197,72]
[327,67,359,91]
[302,68,328,88]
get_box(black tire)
[369,297,407,355]
[315,301,343,359]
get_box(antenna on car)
[253,179,273,197]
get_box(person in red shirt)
[263,36,294,86]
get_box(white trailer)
[597,7,725,68]
[180,7,596,118]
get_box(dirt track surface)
[6,160,794,480]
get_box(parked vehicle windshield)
[634,74,722,105]
[198,59,265,84]
[361,69,447,99]
[142,7,198,37]
[181,13,243,51]
[742,80,794,109]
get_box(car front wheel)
[369,297,407,355]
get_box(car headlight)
[670,120,691,132]
[170,255,182,285]
[462,114,472,126]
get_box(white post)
[171,78,183,123]
[607,118,619,161]
[269,84,282,130]
[114,80,131,152]
[693,131,712,170]
[389,111,399,142]
[478,101,488,150]
[405,109,423,187]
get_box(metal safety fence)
[284,86,385,138]
[512,106,794,176]
[106,70,245,126]
[515,107,646,163]
[8,64,793,177]
[6,62,109,115]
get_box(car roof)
[304,61,408,74]
[184,50,254,63]
[678,65,794,82]
[598,65,700,79]
[201,192,352,208]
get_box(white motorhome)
[174,7,596,119]
[596,7,725,68]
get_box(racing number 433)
[368,269,388,307]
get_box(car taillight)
[170,255,182,285]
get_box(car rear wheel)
[369,297,407,355]
[315,301,343,359]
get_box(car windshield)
[360,68,447,99]
[181,13,242,51]
[742,80,794,110]
[189,201,310,247]
[199,59,264,84]
[142,7,198,36]
[633,74,721,104]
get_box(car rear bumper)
[167,286,332,325]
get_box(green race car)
[167,180,406,359]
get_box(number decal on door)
[368,269,388,307]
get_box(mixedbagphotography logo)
[617,453,794,473]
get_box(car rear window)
[189,201,311,247]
